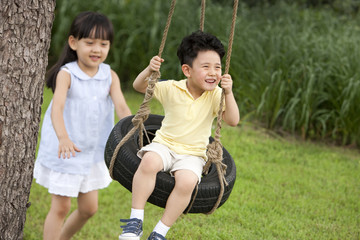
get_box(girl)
[34,11,131,240]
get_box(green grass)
[24,88,359,239]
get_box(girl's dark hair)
[46,11,114,92]
[177,30,225,67]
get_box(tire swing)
[105,0,239,214]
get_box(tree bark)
[0,1,55,239]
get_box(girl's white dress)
[34,61,113,197]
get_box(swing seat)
[104,114,236,214]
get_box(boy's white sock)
[130,208,144,221]
[153,220,170,237]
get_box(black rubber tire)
[105,114,236,214]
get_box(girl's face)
[182,50,222,99]
[68,35,110,76]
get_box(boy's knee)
[174,171,198,194]
[139,152,163,173]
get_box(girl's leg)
[59,190,98,240]
[160,169,198,227]
[43,194,71,240]
[132,151,164,209]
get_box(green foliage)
[48,0,360,148]
[240,0,360,15]
[231,2,360,146]
[49,0,216,85]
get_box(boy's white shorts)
[137,142,206,183]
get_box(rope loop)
[195,0,238,214]
[204,141,228,185]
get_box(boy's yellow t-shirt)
[152,79,223,160]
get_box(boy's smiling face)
[182,50,222,99]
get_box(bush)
[231,2,360,146]
[240,0,360,15]
[48,0,360,147]
[49,0,234,85]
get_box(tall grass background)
[231,2,360,146]
[49,0,360,147]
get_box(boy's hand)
[58,137,81,159]
[220,74,233,95]
[149,56,164,72]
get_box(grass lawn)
[24,88,360,239]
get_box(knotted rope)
[109,0,176,178]
[201,0,239,215]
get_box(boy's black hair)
[177,30,225,67]
[46,11,114,92]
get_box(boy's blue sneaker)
[147,231,167,240]
[118,218,143,240]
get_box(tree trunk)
[0,1,55,239]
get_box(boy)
[119,30,240,240]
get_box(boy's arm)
[133,56,164,93]
[110,70,132,119]
[220,74,240,127]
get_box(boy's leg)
[119,151,164,240]
[147,169,198,239]
[147,153,203,239]
[59,190,98,240]
[43,194,71,240]
[161,169,198,227]
[132,151,164,209]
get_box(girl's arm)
[51,70,81,159]
[133,56,164,93]
[220,74,240,127]
[110,70,132,119]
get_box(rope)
[158,0,177,58]
[109,0,176,179]
[200,0,206,31]
[202,0,239,215]
[225,0,238,75]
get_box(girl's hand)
[58,137,81,159]
[149,56,164,72]
[220,74,233,95]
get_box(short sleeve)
[154,80,173,104]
